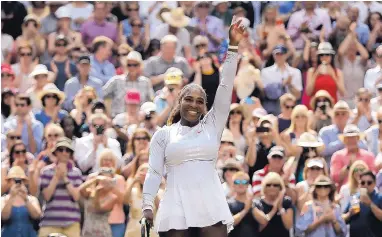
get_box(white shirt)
[261,63,303,92]
[364,65,382,95]
[74,133,122,173]
[371,96,382,112]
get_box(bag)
[264,83,286,100]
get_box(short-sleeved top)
[39,163,83,227]
[344,191,382,237]
[34,109,68,127]
[228,198,259,237]
[253,197,292,237]
[44,59,77,91]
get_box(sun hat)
[52,137,73,153]
[55,6,71,19]
[339,124,365,141]
[235,65,259,100]
[23,14,40,27]
[156,3,171,22]
[126,51,143,63]
[29,64,49,78]
[267,146,285,159]
[221,128,235,144]
[229,103,243,113]
[222,158,242,171]
[313,175,333,186]
[164,67,183,85]
[125,89,141,105]
[140,102,157,114]
[306,158,324,169]
[309,90,335,109]
[92,36,113,46]
[317,42,335,55]
[161,7,190,28]
[297,132,324,148]
[6,166,28,181]
[38,83,66,103]
[333,100,350,113]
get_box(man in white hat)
[152,7,192,59]
[127,102,160,137]
[26,64,50,111]
[331,124,376,189]
[103,51,155,117]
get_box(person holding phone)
[1,166,41,237]
[343,171,382,237]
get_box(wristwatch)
[279,208,286,215]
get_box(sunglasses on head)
[118,52,129,57]
[316,184,331,189]
[19,52,32,57]
[234,179,249,185]
[15,103,27,107]
[56,147,72,153]
[284,104,295,109]
[48,134,60,138]
[135,136,149,141]
[14,149,27,155]
[8,135,21,140]
[360,180,373,186]
[195,44,207,48]
[266,183,281,188]
[127,63,140,67]
[230,110,242,115]
[309,166,322,171]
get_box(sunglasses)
[221,141,235,146]
[132,23,143,27]
[198,4,210,8]
[195,44,207,48]
[334,112,347,117]
[2,73,12,78]
[360,180,373,186]
[266,183,281,188]
[358,98,370,102]
[378,119,382,124]
[234,179,249,185]
[8,135,21,140]
[320,54,331,57]
[127,63,140,67]
[19,52,32,57]
[316,99,328,103]
[56,147,72,153]
[128,8,139,11]
[224,167,239,172]
[25,21,38,28]
[44,94,58,99]
[284,105,295,109]
[309,167,322,171]
[271,155,284,160]
[48,134,60,138]
[316,185,331,189]
[118,52,129,57]
[14,149,27,155]
[230,110,242,115]
[295,114,307,119]
[353,167,366,173]
[55,43,67,47]
[15,103,27,107]
[135,136,149,141]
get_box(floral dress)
[82,198,112,237]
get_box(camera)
[256,126,270,133]
[145,113,152,121]
[14,178,22,184]
[316,101,329,114]
[95,125,105,135]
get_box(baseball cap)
[77,55,90,64]
[125,89,141,105]
[267,146,285,159]
[306,159,324,168]
[140,102,157,114]
[164,67,183,85]
[272,45,287,55]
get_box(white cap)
[161,34,178,44]
[140,102,157,114]
[55,6,71,19]
[306,159,324,168]
[252,108,267,118]
[29,64,49,78]
[126,51,142,63]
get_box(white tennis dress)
[142,51,238,233]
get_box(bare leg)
[159,229,191,237]
[199,222,227,237]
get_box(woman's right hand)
[143,209,154,226]
[9,185,19,198]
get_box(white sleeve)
[292,68,303,91]
[142,128,167,211]
[204,51,238,137]
[74,138,95,173]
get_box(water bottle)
[350,195,360,214]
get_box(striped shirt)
[39,162,83,227]
[252,165,296,195]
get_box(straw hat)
[156,3,171,21]
[317,42,335,55]
[92,36,113,46]
[51,137,74,153]
[309,90,334,109]
[38,83,66,104]
[23,15,40,27]
[161,7,190,28]
[313,175,333,186]
[164,67,183,85]
[221,128,235,144]
[333,100,350,113]
[339,124,365,142]
[297,132,324,148]
[6,166,28,181]
[235,65,259,100]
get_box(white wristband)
[228,45,239,50]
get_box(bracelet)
[265,214,271,221]
[228,45,239,50]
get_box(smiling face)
[179,87,207,125]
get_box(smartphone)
[315,24,323,31]
[14,178,22,184]
[95,125,105,135]
[360,188,367,196]
[256,126,269,133]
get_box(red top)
[312,71,338,103]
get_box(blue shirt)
[2,116,44,155]
[365,126,380,156]
[89,55,116,85]
[34,109,68,127]
[63,75,104,111]
[319,124,367,158]
[333,21,370,45]
[344,191,382,237]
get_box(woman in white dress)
[142,17,247,237]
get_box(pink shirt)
[330,148,376,188]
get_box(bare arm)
[25,196,41,219]
[305,68,318,96]
[42,175,59,201]
[1,196,14,220]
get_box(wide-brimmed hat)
[313,175,333,186]
[252,108,268,118]
[229,103,243,113]
[222,158,242,171]
[339,124,365,141]
[38,83,66,104]
[92,36,113,46]
[333,100,350,113]
[221,128,235,144]
[29,64,49,78]
[164,67,183,85]
[317,42,335,55]
[235,65,259,100]
[140,102,157,114]
[156,3,171,21]
[162,7,190,28]
[309,90,335,109]
[193,35,209,46]
[297,132,324,148]
[23,14,40,27]
[306,158,324,169]
[6,166,28,181]
[52,137,74,153]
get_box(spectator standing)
[364,45,382,95]
[330,124,376,188]
[12,42,37,93]
[45,34,77,91]
[64,55,104,111]
[104,51,154,117]
[308,90,334,133]
[64,1,94,32]
[15,15,46,58]
[40,1,63,37]
[115,44,133,75]
[371,83,382,112]
[3,94,43,155]
[347,6,370,46]
[143,35,190,92]
[353,1,382,24]
[38,138,82,237]
[153,7,192,59]
[89,36,116,85]
[126,18,150,57]
[80,2,118,49]
[189,1,225,53]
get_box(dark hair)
[312,182,336,202]
[92,41,107,54]
[144,39,161,59]
[1,89,16,118]
[59,116,81,138]
[41,94,60,107]
[9,141,28,167]
[16,94,31,106]
[360,171,376,181]
[91,100,106,113]
[366,12,382,31]
[167,84,207,126]
[226,111,244,135]
[127,128,151,155]
[316,53,336,70]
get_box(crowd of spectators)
[1,1,382,237]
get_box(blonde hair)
[89,113,109,125]
[98,148,118,169]
[44,123,64,138]
[285,105,312,134]
[83,86,98,100]
[348,160,369,195]
[280,93,296,105]
[302,157,329,180]
[232,171,250,181]
[261,172,285,196]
